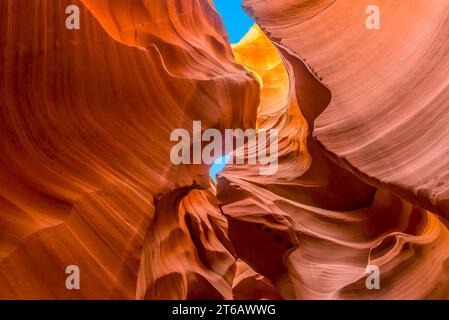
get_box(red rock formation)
[233,260,282,300]
[1,0,449,300]
[0,0,258,298]
[136,189,236,300]
[244,0,449,218]
[216,0,449,299]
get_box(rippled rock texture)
[0,0,257,299]
[1,0,449,300]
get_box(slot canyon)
[0,0,449,300]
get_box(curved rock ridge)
[137,188,236,300]
[218,20,449,299]
[233,259,283,300]
[244,0,449,218]
[0,0,258,298]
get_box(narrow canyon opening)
[207,0,255,185]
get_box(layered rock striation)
[1,0,448,300]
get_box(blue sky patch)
[209,154,230,183]
[213,0,254,44]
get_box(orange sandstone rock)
[0,0,258,299]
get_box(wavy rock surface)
[136,188,236,300]
[233,259,282,300]
[1,0,449,301]
[244,0,449,218]
[218,21,449,299]
[0,0,258,298]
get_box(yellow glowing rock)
[232,25,290,118]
